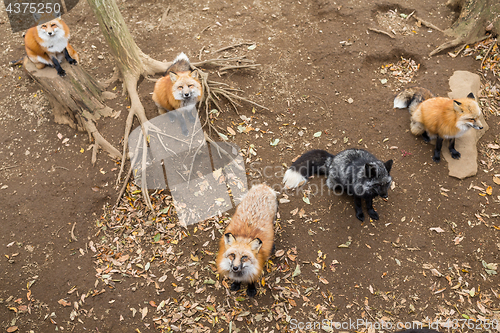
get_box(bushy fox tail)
[393,87,434,114]
[173,52,190,65]
[283,150,334,189]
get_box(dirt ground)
[1,0,500,332]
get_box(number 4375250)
[6,3,61,14]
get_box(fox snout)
[469,121,483,130]
[183,91,191,98]
[472,121,483,130]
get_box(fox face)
[364,160,393,198]
[169,71,202,103]
[37,18,65,40]
[454,93,483,134]
[219,233,261,282]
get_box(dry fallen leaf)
[141,307,148,320]
[430,268,443,277]
[58,299,71,307]
[275,249,285,257]
[227,126,236,136]
[486,186,493,195]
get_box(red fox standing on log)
[24,13,79,77]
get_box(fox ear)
[169,72,178,83]
[384,160,393,173]
[190,70,198,79]
[467,92,475,99]
[453,100,463,113]
[224,233,235,246]
[33,12,42,23]
[365,163,378,179]
[249,238,263,252]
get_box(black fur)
[448,138,460,159]
[51,56,65,77]
[288,149,333,178]
[246,282,257,297]
[64,47,77,65]
[285,149,393,222]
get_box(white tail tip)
[174,52,190,64]
[393,97,408,109]
[283,169,307,189]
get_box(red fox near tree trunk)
[24,15,79,77]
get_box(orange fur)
[216,184,277,285]
[152,55,203,114]
[411,96,483,138]
[24,18,79,69]
[152,74,183,111]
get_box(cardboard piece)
[442,71,489,179]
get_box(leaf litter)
[78,184,348,332]
[34,45,500,331]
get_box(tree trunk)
[23,58,121,163]
[87,0,174,210]
[431,0,500,55]
[87,0,170,124]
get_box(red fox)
[394,87,483,162]
[152,52,203,113]
[24,16,79,77]
[216,184,277,297]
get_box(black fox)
[283,149,393,222]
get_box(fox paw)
[450,150,461,159]
[69,59,77,65]
[246,284,257,297]
[230,281,241,291]
[367,209,379,220]
[57,70,66,77]
[355,210,365,222]
[432,155,441,163]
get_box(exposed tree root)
[430,0,500,56]
[429,37,465,56]
[430,35,490,56]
